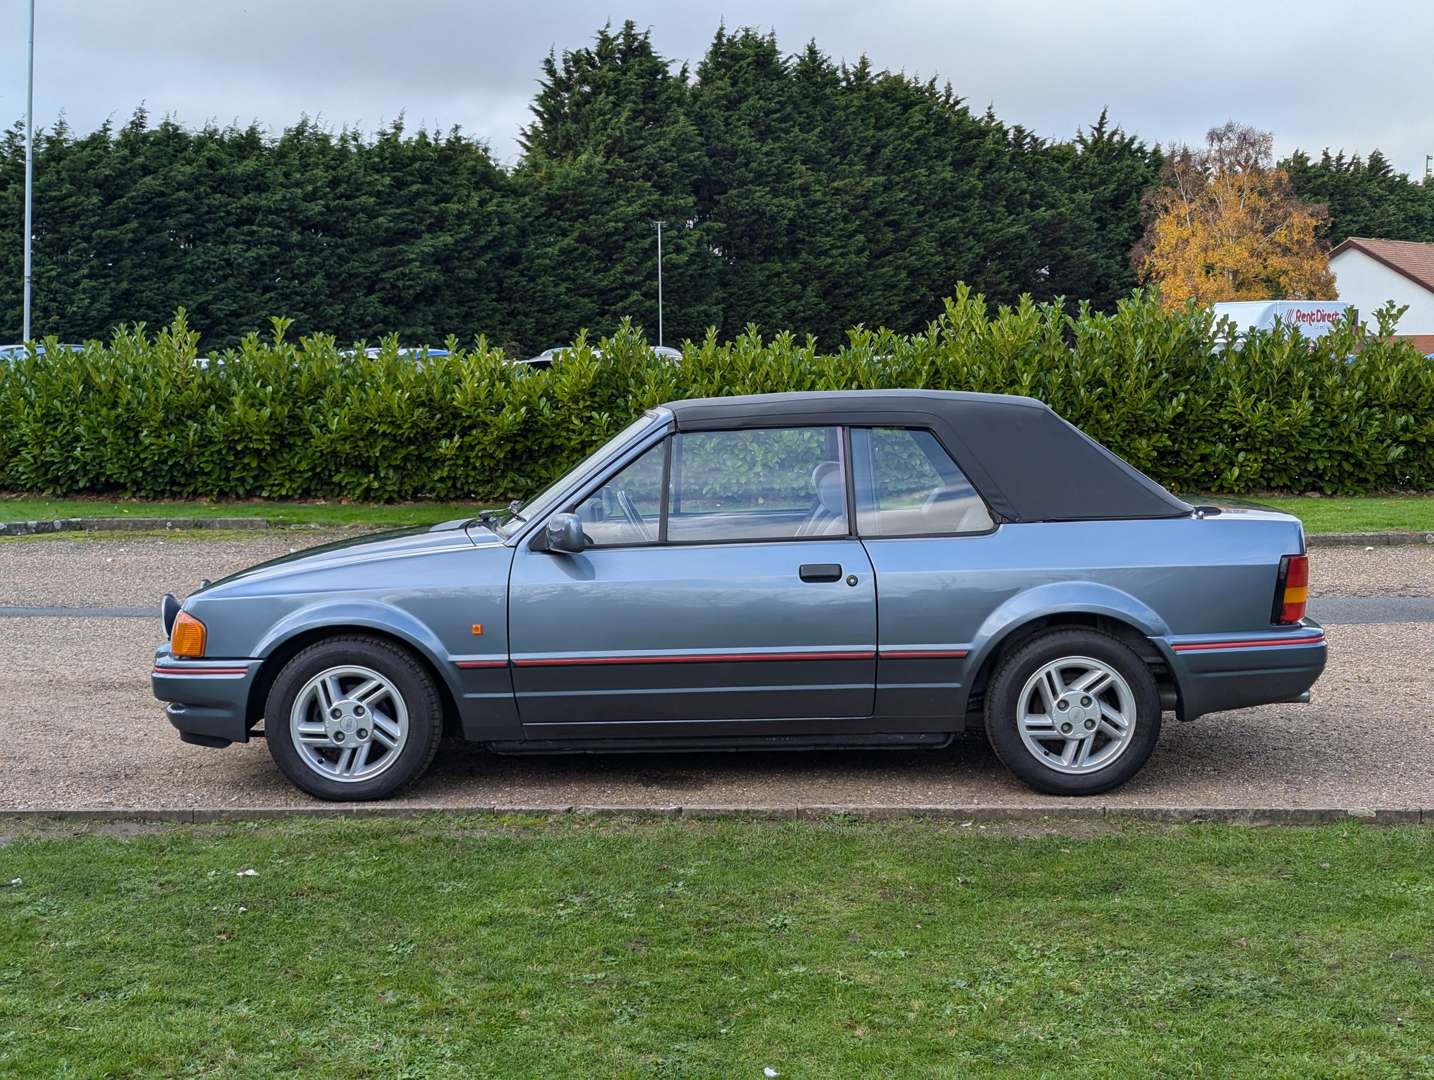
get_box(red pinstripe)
[152,666,249,676]
[1171,634,1325,653]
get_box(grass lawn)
[0,495,483,529]
[4,494,1434,536]
[1,817,1430,1078]
[1227,495,1434,536]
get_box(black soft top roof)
[663,390,1191,523]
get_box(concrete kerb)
[1306,531,1434,547]
[0,804,1426,828]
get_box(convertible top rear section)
[665,390,1193,523]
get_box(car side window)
[666,427,848,542]
[572,441,665,546]
[852,427,993,536]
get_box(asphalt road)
[1,534,1431,812]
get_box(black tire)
[265,634,444,801]
[984,628,1161,796]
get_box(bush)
[2,289,1431,502]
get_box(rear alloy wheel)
[984,628,1161,796]
[265,635,443,800]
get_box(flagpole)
[651,219,665,347]
[23,0,36,342]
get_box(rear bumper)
[1163,622,1327,721]
[151,648,261,747]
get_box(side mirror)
[542,512,587,554]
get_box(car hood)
[202,517,499,594]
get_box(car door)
[850,426,1000,730]
[507,425,877,739]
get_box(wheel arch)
[961,584,1180,721]
[246,619,463,737]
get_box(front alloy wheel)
[266,635,443,800]
[290,665,410,784]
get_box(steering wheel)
[923,487,950,512]
[614,488,652,541]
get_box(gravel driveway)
[1,533,1431,812]
[0,530,356,608]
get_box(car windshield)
[495,411,662,538]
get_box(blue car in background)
[152,390,1325,801]
[0,342,86,362]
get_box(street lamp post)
[651,219,665,347]
[23,0,35,342]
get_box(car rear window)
[851,427,993,536]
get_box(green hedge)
[2,288,1431,501]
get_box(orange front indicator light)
[170,611,207,658]
[1273,554,1309,625]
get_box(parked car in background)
[341,346,451,363]
[515,347,568,370]
[516,345,682,370]
[191,346,450,371]
[152,390,1325,801]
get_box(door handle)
[799,563,842,583]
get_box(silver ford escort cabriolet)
[152,391,1325,800]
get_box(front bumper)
[151,648,261,747]
[1164,621,1327,721]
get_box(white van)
[1210,301,1352,340]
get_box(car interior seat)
[796,460,845,536]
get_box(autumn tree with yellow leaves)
[1135,123,1335,309]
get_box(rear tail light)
[170,611,207,658]
[1272,554,1309,624]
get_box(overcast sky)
[3,0,1431,176]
